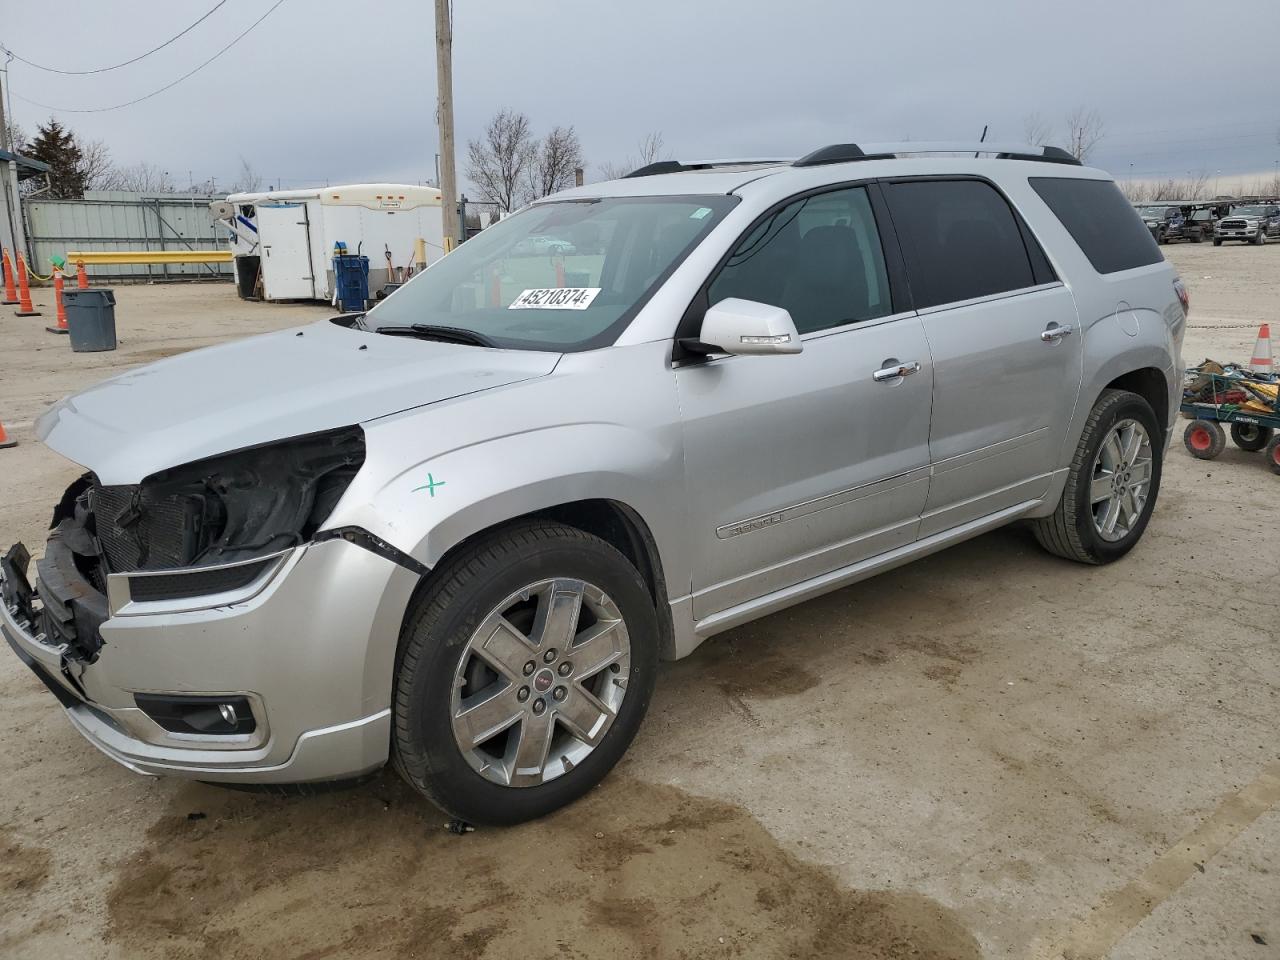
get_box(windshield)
[1136,206,1167,218]
[366,195,737,351]
[1231,205,1266,217]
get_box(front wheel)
[1184,419,1226,459]
[1213,238,1223,246]
[391,521,659,825]
[1253,229,1266,245]
[1032,389,1163,565]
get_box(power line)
[0,1,228,75]
[9,0,287,114]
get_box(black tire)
[1213,239,1223,246]
[1265,436,1280,476]
[1230,421,1273,452]
[390,521,658,826]
[1252,229,1265,246]
[1191,231,1203,243]
[1184,419,1226,460]
[1031,389,1163,565]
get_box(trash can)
[332,254,370,312]
[63,288,117,353]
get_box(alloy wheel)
[450,578,631,788]
[1090,418,1154,542]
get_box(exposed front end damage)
[0,425,418,784]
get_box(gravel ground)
[1,245,1277,959]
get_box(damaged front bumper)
[1,536,418,784]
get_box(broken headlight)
[87,426,366,573]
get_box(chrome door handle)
[1041,323,1074,342]
[872,360,921,382]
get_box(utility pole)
[0,53,27,261]
[434,0,459,250]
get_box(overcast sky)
[4,0,1279,193]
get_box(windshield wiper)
[375,324,497,348]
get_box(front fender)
[323,341,691,598]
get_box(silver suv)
[1,142,1186,824]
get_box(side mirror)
[686,298,802,357]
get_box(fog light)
[134,694,256,736]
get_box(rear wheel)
[1266,436,1280,476]
[1230,421,1273,452]
[1032,389,1162,565]
[391,521,658,825]
[1184,419,1226,459]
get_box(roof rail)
[624,158,790,178]
[793,141,1082,167]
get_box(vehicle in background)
[1180,208,1217,243]
[1135,204,1186,244]
[1214,202,1280,245]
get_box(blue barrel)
[332,255,370,312]
[63,288,117,352]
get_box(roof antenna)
[975,125,988,158]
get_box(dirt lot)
[1,248,1278,960]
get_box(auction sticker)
[509,287,601,310]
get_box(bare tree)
[78,139,115,191]
[1022,112,1052,147]
[466,109,535,213]
[101,162,176,194]
[3,119,27,153]
[596,130,672,181]
[1065,107,1105,163]
[636,131,669,166]
[228,157,263,194]
[526,125,585,200]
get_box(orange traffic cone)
[46,268,69,335]
[1,248,18,305]
[14,253,41,317]
[76,259,89,289]
[1249,323,1273,375]
[0,421,15,450]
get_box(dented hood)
[37,319,560,484]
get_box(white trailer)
[211,183,444,304]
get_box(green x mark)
[412,472,446,497]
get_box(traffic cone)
[46,268,69,334]
[0,421,15,450]
[76,259,89,289]
[1249,323,1273,375]
[14,254,41,317]
[1,249,18,305]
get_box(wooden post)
[435,0,460,252]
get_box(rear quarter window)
[1029,177,1163,274]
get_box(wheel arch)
[1104,366,1170,440]
[404,497,678,660]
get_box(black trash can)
[63,288,117,353]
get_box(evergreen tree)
[27,120,87,199]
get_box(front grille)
[89,483,202,573]
[1220,219,1248,229]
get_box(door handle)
[872,360,921,382]
[1041,323,1074,342]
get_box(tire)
[1265,436,1280,476]
[1191,231,1203,243]
[1183,419,1226,459]
[1213,239,1223,246]
[1230,421,1273,452]
[1252,229,1265,246]
[1032,389,1163,565]
[391,521,658,826]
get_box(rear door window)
[883,179,1037,309]
[1029,177,1163,274]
